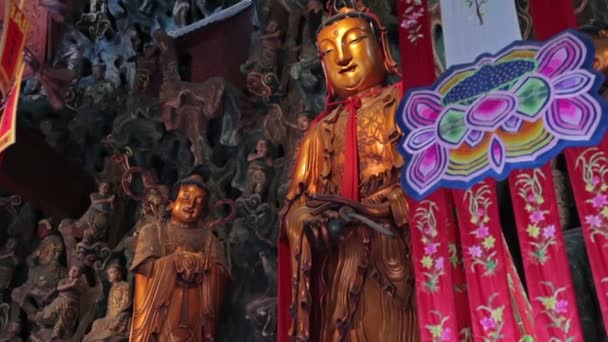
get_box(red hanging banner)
[509,165,585,341]
[564,143,608,329]
[529,0,608,332]
[408,190,468,341]
[451,180,535,341]
[0,0,28,96]
[529,0,578,41]
[0,0,28,154]
[398,0,473,340]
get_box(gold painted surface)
[281,7,418,342]
[130,180,229,342]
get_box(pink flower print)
[435,257,445,271]
[474,225,490,238]
[424,242,439,255]
[593,176,601,186]
[468,245,483,258]
[585,214,602,227]
[400,18,417,29]
[529,210,545,224]
[423,225,433,235]
[527,193,537,203]
[592,194,608,208]
[477,209,485,217]
[542,225,556,239]
[480,316,497,332]
[441,327,452,341]
[556,299,568,314]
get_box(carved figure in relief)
[241,21,282,100]
[244,139,274,199]
[0,239,18,302]
[9,236,67,328]
[82,63,117,107]
[31,265,83,340]
[83,262,131,342]
[62,181,115,242]
[130,174,236,342]
[280,7,418,341]
[173,0,192,27]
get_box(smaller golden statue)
[130,174,235,342]
[84,262,131,342]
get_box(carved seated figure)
[9,236,67,330]
[130,174,230,341]
[82,64,116,107]
[83,262,131,342]
[244,139,274,200]
[31,265,84,341]
[0,238,18,303]
[64,181,114,241]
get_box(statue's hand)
[173,249,204,284]
[302,209,342,250]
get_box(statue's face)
[170,184,207,225]
[107,267,121,283]
[591,30,608,79]
[93,66,104,80]
[69,266,81,279]
[297,115,311,130]
[99,182,110,196]
[317,16,387,98]
[38,243,56,265]
[256,140,269,156]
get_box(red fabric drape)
[451,180,533,341]
[407,190,469,341]
[564,142,608,329]
[508,165,585,340]
[529,0,577,40]
[398,1,474,339]
[530,0,608,332]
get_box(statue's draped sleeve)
[129,256,177,342]
[130,222,176,342]
[380,84,409,229]
[130,222,162,271]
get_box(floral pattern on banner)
[464,184,498,275]
[509,166,584,341]
[425,311,453,342]
[476,293,506,342]
[414,201,446,292]
[535,282,577,342]
[401,0,425,43]
[515,169,557,263]
[576,148,608,242]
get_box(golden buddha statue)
[280,6,418,342]
[129,174,229,342]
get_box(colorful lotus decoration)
[397,30,608,200]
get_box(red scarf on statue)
[277,84,385,342]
